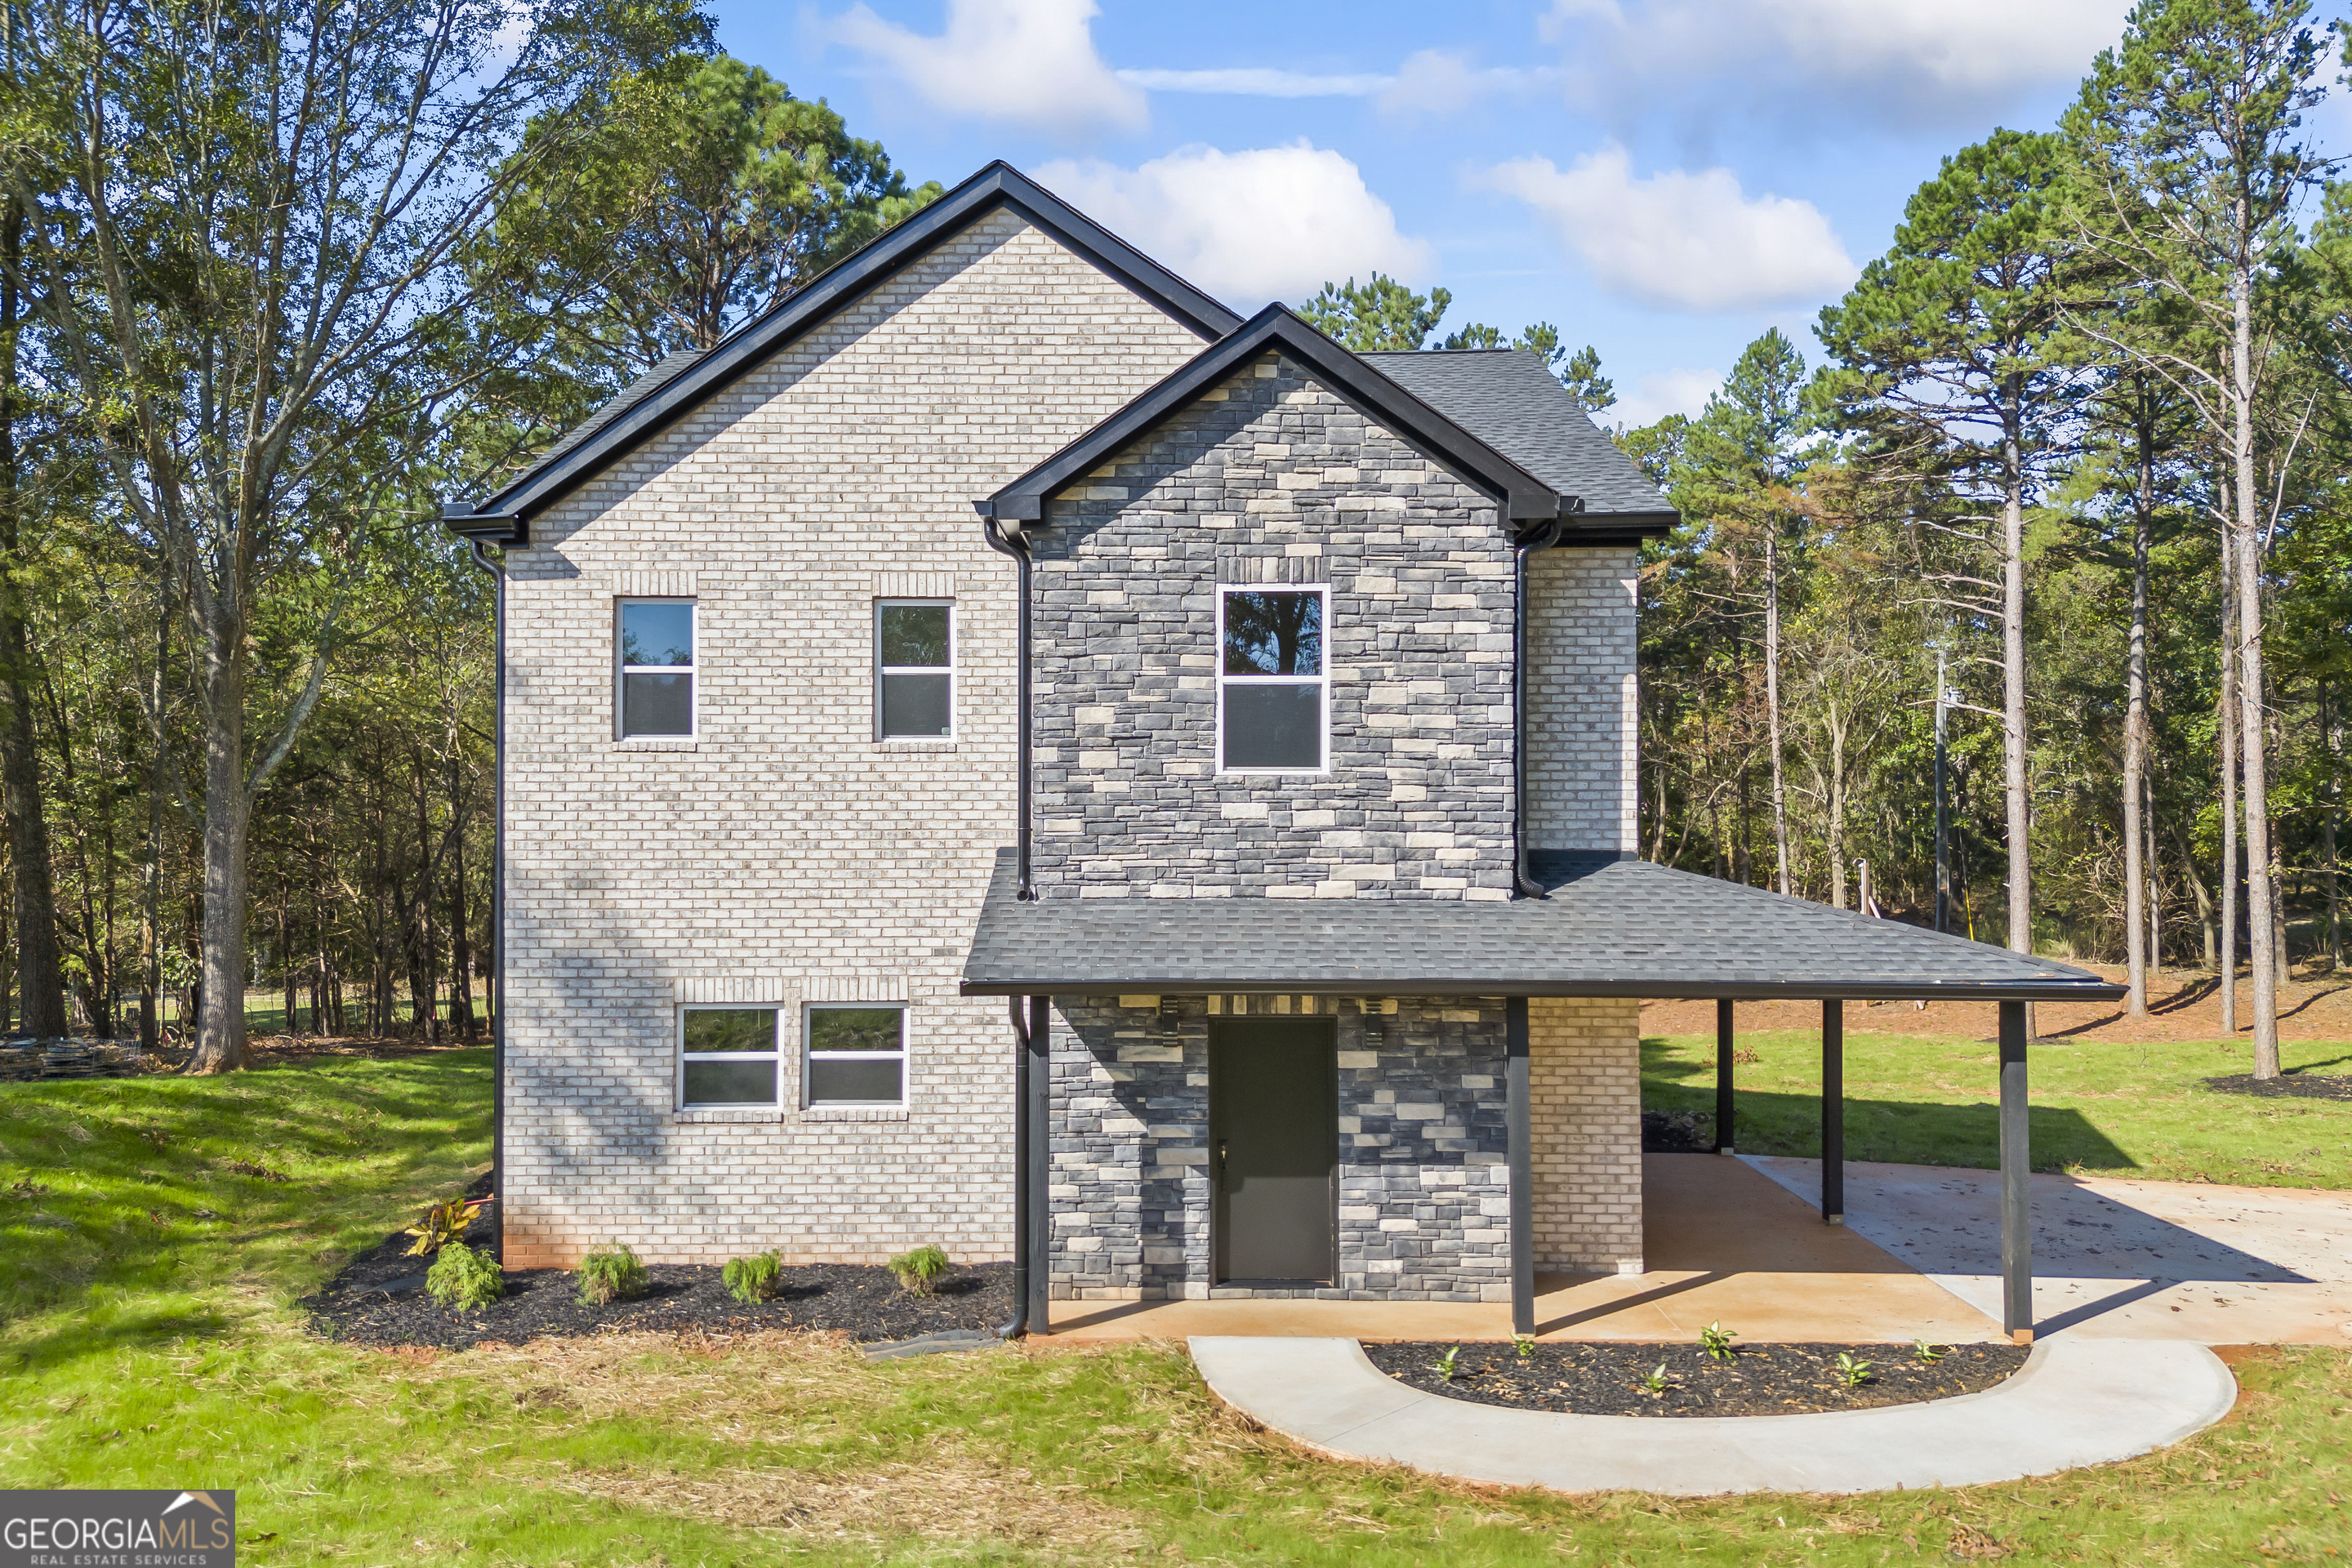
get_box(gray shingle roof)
[531,347,707,470]
[960,849,2120,1003]
[1362,350,1674,523]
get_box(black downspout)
[466,538,506,1264]
[979,516,1036,900]
[1512,516,1565,898]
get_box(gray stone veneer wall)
[1049,993,1512,1302]
[1029,352,1520,902]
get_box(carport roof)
[960,849,2124,1004]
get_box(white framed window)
[617,599,695,737]
[875,599,954,740]
[1216,585,1327,773]
[804,1004,908,1107]
[679,1005,780,1107]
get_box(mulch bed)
[304,1178,1012,1351]
[1361,1339,2029,1417]
[2203,1072,2352,1102]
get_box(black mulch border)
[1361,1339,2029,1418]
[303,1177,1012,1351]
[2203,1072,2352,1102]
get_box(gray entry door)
[1211,1017,1339,1284]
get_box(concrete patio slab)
[1190,1334,2238,1496]
[1744,1156,2352,1343]
[1046,1155,1999,1343]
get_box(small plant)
[886,1243,951,1295]
[1513,1334,1536,1362]
[403,1193,492,1257]
[1638,1363,1671,1395]
[1834,1352,1873,1388]
[425,1241,503,1312]
[1913,1339,1948,1364]
[722,1250,782,1304]
[574,1243,649,1306]
[1433,1345,1462,1382]
[1697,1321,1738,1362]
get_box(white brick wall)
[1526,547,1639,853]
[1530,996,1644,1272]
[497,208,1209,1267]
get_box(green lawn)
[5,1053,2351,1564]
[1645,1027,2352,1190]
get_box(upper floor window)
[1218,586,1325,773]
[618,599,695,737]
[876,600,953,739]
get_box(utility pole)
[1935,648,1952,935]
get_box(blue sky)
[710,1,2341,425]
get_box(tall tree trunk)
[2327,688,2343,971]
[2122,400,2154,1015]
[189,619,251,1074]
[2230,252,2280,1078]
[1764,529,1792,898]
[0,201,65,1039]
[2219,521,2238,1031]
[2002,403,2031,957]
[448,754,474,1040]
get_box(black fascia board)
[981,305,1570,527]
[959,975,2127,1004]
[444,162,1243,531]
[440,502,526,547]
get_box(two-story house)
[445,163,2115,1341]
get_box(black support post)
[1507,996,1534,1336]
[1821,999,1844,1224]
[2000,999,2033,1343]
[1714,998,1736,1155]
[1027,993,1052,1334]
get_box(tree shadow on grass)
[1641,1040,2136,1173]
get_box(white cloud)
[1116,67,1392,98]
[1475,147,1855,312]
[826,0,1144,137]
[1544,0,2130,130]
[1032,144,1435,306]
[1614,368,1724,427]
[1374,51,1557,121]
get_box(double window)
[618,599,695,737]
[1218,586,1326,773]
[677,1003,909,1108]
[876,600,953,739]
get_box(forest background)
[0,0,2344,1075]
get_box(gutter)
[977,512,1036,900]
[465,537,507,1263]
[1512,512,1570,898]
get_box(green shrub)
[575,1243,649,1306]
[722,1250,782,1305]
[885,1243,951,1295]
[425,1241,503,1312]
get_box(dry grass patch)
[556,1454,1148,1556]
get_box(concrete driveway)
[1747,1156,2352,1343]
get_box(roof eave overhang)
[960,976,2127,1004]
[986,305,1570,528]
[447,162,1244,527]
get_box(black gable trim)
[448,162,1243,537]
[982,305,1570,527]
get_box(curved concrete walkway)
[1190,1336,2236,1496]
